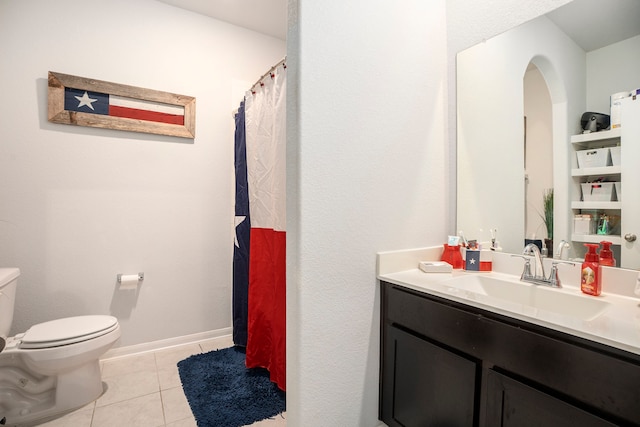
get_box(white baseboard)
[101,327,233,361]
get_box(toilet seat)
[19,315,119,349]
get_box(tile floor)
[36,336,286,427]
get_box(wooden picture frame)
[48,71,196,138]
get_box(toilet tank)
[0,268,19,338]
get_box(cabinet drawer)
[385,283,491,352]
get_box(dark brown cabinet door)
[484,370,617,427]
[381,325,480,427]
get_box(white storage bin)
[581,182,616,201]
[615,182,621,201]
[610,146,621,166]
[576,147,611,168]
[574,214,594,235]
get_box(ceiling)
[156,0,640,51]
[156,0,287,40]
[547,0,640,51]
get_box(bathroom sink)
[444,274,532,304]
[442,274,610,320]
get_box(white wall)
[0,0,285,346]
[288,1,449,425]
[586,35,640,114]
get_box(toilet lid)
[20,315,119,349]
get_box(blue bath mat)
[178,346,285,427]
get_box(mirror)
[456,0,640,268]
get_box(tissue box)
[582,182,616,202]
[576,148,611,168]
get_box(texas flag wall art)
[64,88,186,125]
[48,71,196,138]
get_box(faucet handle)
[511,254,533,280]
[554,240,571,260]
[548,260,576,288]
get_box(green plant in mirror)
[541,188,553,239]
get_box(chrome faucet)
[513,243,574,288]
[554,240,570,260]
[523,243,545,279]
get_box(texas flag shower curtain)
[233,62,286,391]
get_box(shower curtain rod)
[250,57,286,93]
[232,57,287,118]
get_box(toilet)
[0,268,121,426]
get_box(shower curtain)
[233,61,286,391]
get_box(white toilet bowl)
[0,269,121,426]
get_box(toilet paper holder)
[117,273,144,283]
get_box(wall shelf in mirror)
[567,99,640,269]
[571,165,620,177]
[572,234,621,245]
[570,128,621,149]
[571,201,621,210]
[570,126,623,260]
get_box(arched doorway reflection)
[524,62,554,252]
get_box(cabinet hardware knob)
[624,233,637,242]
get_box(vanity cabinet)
[569,97,640,269]
[379,281,640,427]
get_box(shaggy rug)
[178,346,285,427]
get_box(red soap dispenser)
[599,241,616,267]
[581,243,601,296]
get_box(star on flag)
[234,216,246,248]
[74,91,98,110]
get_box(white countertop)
[377,247,640,356]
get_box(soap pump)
[599,241,616,267]
[581,243,601,296]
